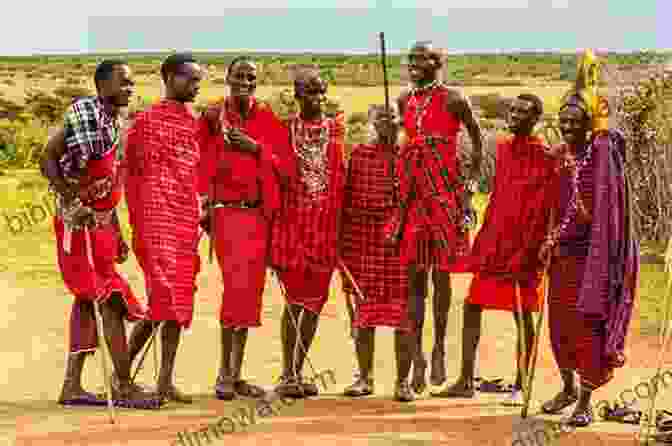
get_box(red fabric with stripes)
[397,85,470,271]
[548,255,614,390]
[124,100,201,328]
[340,143,411,330]
[269,114,345,273]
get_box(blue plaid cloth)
[59,96,120,181]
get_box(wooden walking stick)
[520,208,554,419]
[93,300,117,424]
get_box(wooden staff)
[520,207,555,418]
[379,32,390,114]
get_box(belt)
[212,199,261,209]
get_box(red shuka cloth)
[213,207,269,327]
[124,100,201,328]
[55,147,147,353]
[197,97,297,219]
[270,114,346,272]
[340,143,411,330]
[197,97,296,325]
[466,135,560,312]
[396,85,470,271]
[270,113,346,313]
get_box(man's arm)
[396,89,410,120]
[445,89,483,178]
[41,127,77,202]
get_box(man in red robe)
[270,68,345,398]
[435,94,560,404]
[42,60,155,406]
[124,53,204,403]
[340,104,415,402]
[388,41,483,393]
[197,56,296,400]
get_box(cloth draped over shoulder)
[467,135,560,278]
[391,84,471,269]
[270,113,346,272]
[124,99,201,328]
[196,96,297,220]
[571,130,639,367]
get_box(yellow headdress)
[560,49,610,133]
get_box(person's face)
[372,108,400,142]
[507,98,539,136]
[407,46,439,85]
[166,62,203,103]
[295,75,327,115]
[558,104,590,146]
[100,64,134,107]
[227,60,257,99]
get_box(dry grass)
[0,73,571,116]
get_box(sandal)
[601,403,642,424]
[541,390,579,414]
[234,380,266,398]
[563,405,594,427]
[649,411,672,444]
[475,378,513,393]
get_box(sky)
[2,0,669,56]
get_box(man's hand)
[562,151,577,173]
[116,238,130,264]
[538,239,554,267]
[384,220,402,246]
[71,205,96,227]
[199,209,212,234]
[469,154,482,180]
[227,128,259,154]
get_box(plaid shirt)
[60,96,120,181]
[55,96,121,228]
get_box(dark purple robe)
[576,130,639,368]
[555,129,639,371]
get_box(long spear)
[379,32,391,114]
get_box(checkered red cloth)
[124,100,201,328]
[340,143,410,330]
[269,114,346,273]
[395,85,471,271]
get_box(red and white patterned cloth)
[393,83,471,271]
[270,113,346,314]
[340,143,411,330]
[270,113,346,273]
[124,100,201,328]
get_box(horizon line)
[2,48,671,58]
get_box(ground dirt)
[1,255,669,446]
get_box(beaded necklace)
[408,80,441,134]
[291,116,331,198]
[547,139,594,245]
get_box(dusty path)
[1,254,669,445]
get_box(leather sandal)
[234,380,266,398]
[344,377,374,397]
[541,390,579,414]
[275,375,304,398]
[563,405,594,427]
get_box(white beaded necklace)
[408,80,441,134]
[291,117,331,198]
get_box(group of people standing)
[41,41,638,428]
